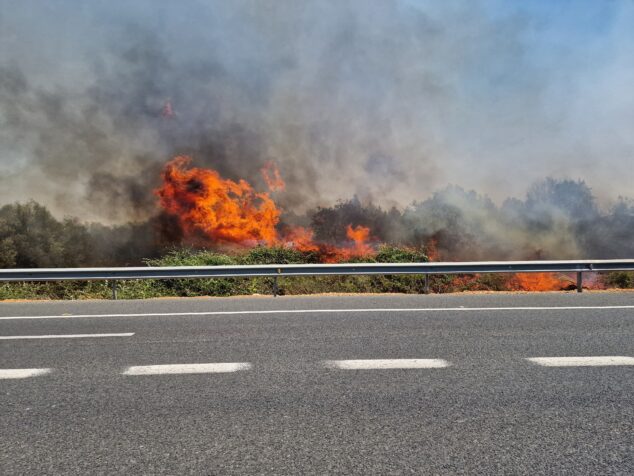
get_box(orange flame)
[285,226,320,252]
[260,161,285,192]
[346,225,372,256]
[156,157,376,261]
[156,156,280,246]
[425,238,439,261]
[510,273,568,291]
[314,225,373,263]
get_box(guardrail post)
[272,276,279,297]
[424,274,430,294]
[111,280,118,300]
[576,272,583,293]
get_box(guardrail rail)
[1,259,633,299]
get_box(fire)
[156,156,280,246]
[510,273,568,291]
[285,226,320,252]
[346,225,372,256]
[425,238,439,261]
[260,161,285,192]
[156,156,375,260]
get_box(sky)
[0,0,632,222]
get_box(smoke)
[306,179,634,261]
[0,0,633,259]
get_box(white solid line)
[0,368,52,379]
[0,333,134,340]
[122,362,252,376]
[527,356,634,367]
[1,305,634,320]
[324,358,450,370]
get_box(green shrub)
[145,248,237,267]
[237,246,310,265]
[603,272,634,289]
[374,245,428,263]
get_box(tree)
[0,201,92,268]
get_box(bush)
[374,245,428,263]
[237,246,310,265]
[0,201,93,268]
[603,272,634,289]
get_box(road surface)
[1,292,633,474]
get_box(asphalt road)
[1,292,633,475]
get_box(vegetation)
[0,201,93,268]
[2,245,630,301]
[603,272,634,289]
[1,197,632,301]
[0,245,428,300]
[0,201,161,268]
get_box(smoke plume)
[0,1,633,261]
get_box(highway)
[1,293,633,475]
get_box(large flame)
[156,156,373,259]
[156,156,280,246]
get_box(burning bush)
[155,156,382,263]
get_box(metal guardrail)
[1,259,633,298]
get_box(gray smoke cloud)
[0,0,633,225]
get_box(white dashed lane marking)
[527,356,634,367]
[122,362,252,376]
[0,368,52,379]
[3,357,634,378]
[323,358,450,370]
